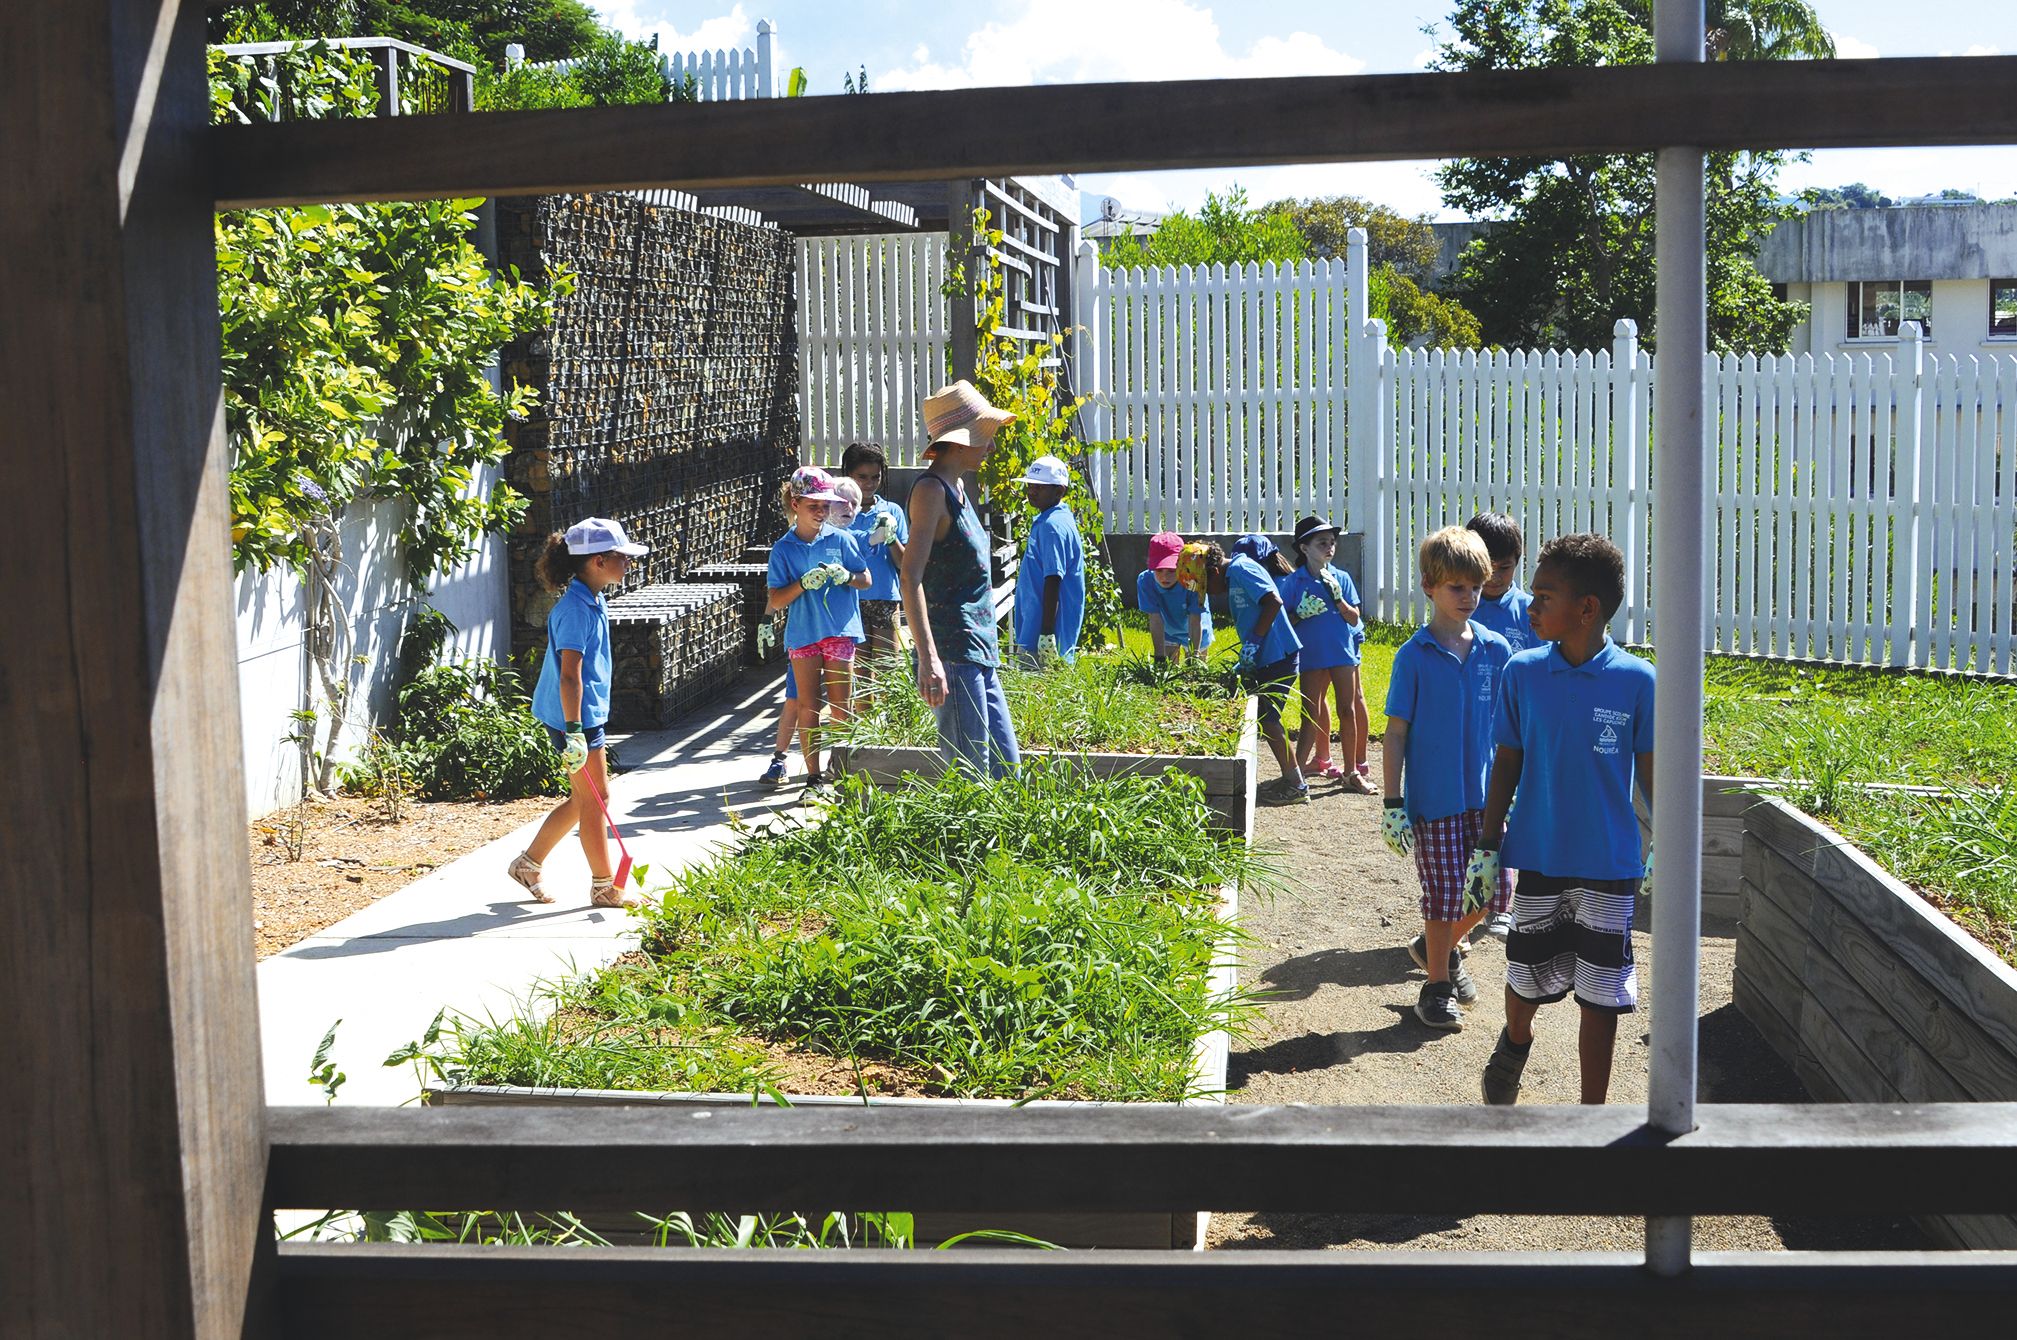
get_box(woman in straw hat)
[899,380,1022,778]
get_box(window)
[1846,279,1933,339]
[1993,280,2017,338]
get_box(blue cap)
[1231,533,1278,563]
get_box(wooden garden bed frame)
[11,4,2017,1334]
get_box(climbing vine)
[211,39,563,792]
[954,206,1129,646]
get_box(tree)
[1617,0,1835,61]
[1431,0,1805,353]
[1099,187,1307,270]
[208,1,602,64]
[1266,194,1442,278]
[1801,182,1894,211]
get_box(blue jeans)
[935,660,1021,779]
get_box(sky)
[592,1,2017,222]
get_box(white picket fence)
[797,232,953,463]
[1080,251,1352,536]
[1364,322,2017,673]
[506,18,775,100]
[796,228,2017,675]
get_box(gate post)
[1891,322,1926,667]
[1345,228,1370,539]
[1613,319,1644,641]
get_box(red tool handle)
[581,772,634,890]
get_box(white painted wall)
[1788,278,2017,359]
[235,463,512,817]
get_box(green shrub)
[394,660,567,802]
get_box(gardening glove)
[1461,846,1503,915]
[1295,592,1328,620]
[560,725,589,775]
[1036,633,1060,665]
[799,565,830,591]
[1641,841,1654,892]
[868,511,898,546]
[1380,800,1414,857]
[1237,640,1259,672]
[819,562,854,589]
[1322,570,1345,604]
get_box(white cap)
[1016,454,1071,488]
[564,517,648,556]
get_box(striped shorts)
[1412,809,1512,922]
[1504,871,1641,1014]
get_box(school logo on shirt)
[1476,665,1495,702]
[1593,707,1629,755]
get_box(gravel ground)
[1206,741,1925,1253]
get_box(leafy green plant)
[337,729,422,821]
[393,660,567,802]
[307,1020,346,1104]
[1098,186,1306,270]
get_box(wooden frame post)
[0,2,271,1334]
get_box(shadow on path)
[1253,944,1418,1001]
[1230,1005,1436,1085]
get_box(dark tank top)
[917,472,1000,668]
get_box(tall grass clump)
[435,762,1260,1102]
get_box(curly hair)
[1536,532,1626,621]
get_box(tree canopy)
[1097,187,1306,270]
[1265,195,1442,278]
[1431,0,1805,353]
[209,1,603,64]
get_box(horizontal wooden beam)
[273,1247,2017,1337]
[212,57,2017,209]
[266,1102,2017,1216]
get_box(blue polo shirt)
[1226,553,1300,666]
[1278,565,1363,670]
[1135,569,1211,649]
[1383,621,1513,823]
[1012,504,1086,658]
[1496,639,1656,879]
[848,497,909,602]
[1473,585,1537,654]
[768,524,868,649]
[531,578,613,730]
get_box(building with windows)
[1757,202,2017,356]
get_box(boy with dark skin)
[1026,478,1067,652]
[1469,534,1656,1104]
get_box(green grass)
[843,646,1248,756]
[1112,612,1399,741]
[426,762,1262,1102]
[1811,785,2017,966]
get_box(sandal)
[589,878,641,910]
[1343,771,1379,795]
[1318,762,1346,780]
[507,851,553,904]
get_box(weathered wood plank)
[1,2,271,1335]
[212,57,2017,208]
[1747,799,2017,1062]
[272,1247,2017,1338]
[264,1104,2017,1217]
[1732,902,1823,1094]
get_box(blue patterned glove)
[1237,640,1259,671]
[1462,847,1503,914]
[1380,800,1414,857]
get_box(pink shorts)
[789,636,856,662]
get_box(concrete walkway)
[257,667,807,1107]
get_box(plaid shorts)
[1412,809,1512,922]
[1504,871,1641,1014]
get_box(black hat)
[1292,515,1342,549]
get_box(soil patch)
[250,794,555,958]
[1208,740,1927,1253]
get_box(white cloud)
[595,4,754,55]
[1959,44,2002,56]
[1831,31,1880,59]
[875,0,1366,91]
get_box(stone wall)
[497,193,798,667]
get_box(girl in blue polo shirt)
[764,465,871,789]
[842,441,909,667]
[507,516,649,911]
[1282,515,1374,794]
[1178,536,1307,802]
[1135,531,1211,661]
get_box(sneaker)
[801,770,832,798]
[1448,950,1478,1004]
[759,754,788,787]
[1414,980,1463,1031]
[1406,934,1468,970]
[1482,1028,1530,1105]
[1484,911,1514,939]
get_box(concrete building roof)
[1758,203,2017,283]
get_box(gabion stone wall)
[498,193,798,667]
[607,583,744,730]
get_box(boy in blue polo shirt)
[1012,454,1086,664]
[1380,526,1515,1031]
[1469,532,1655,1105]
[1467,511,1536,655]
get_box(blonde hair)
[1418,525,1491,587]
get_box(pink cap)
[1147,531,1185,570]
[787,465,845,502]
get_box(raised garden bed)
[426,761,1256,1248]
[832,655,1258,835]
[1734,794,2017,1249]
